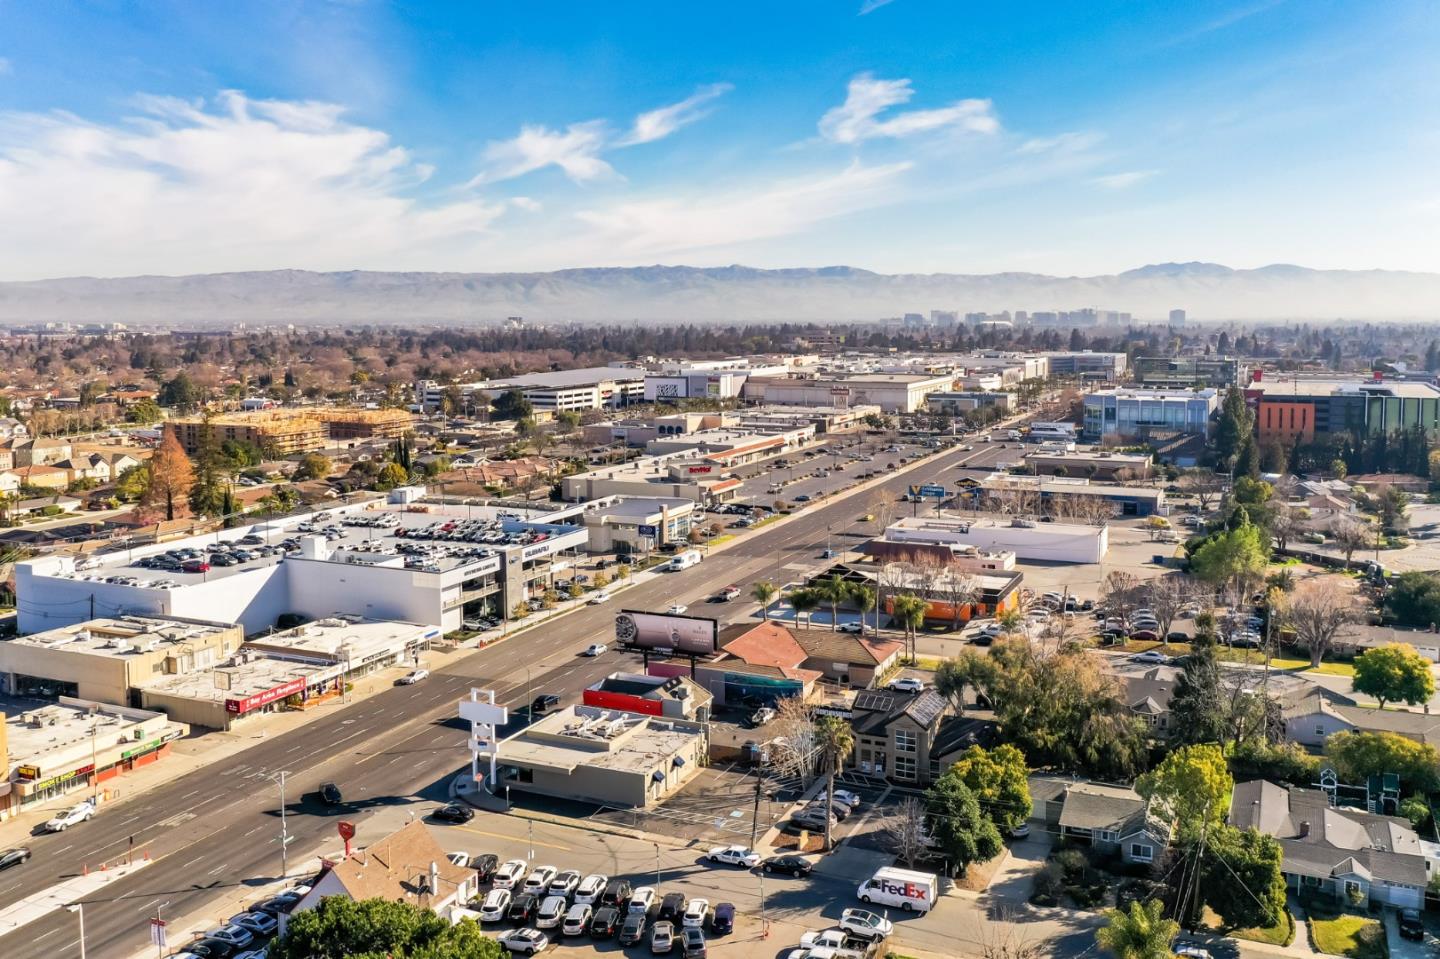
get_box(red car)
[1129,628,1159,642]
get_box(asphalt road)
[0,427,1027,959]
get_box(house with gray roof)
[847,688,996,786]
[1230,780,1429,909]
[1028,775,1171,866]
[1283,690,1440,748]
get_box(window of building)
[894,756,917,780]
[894,729,917,754]
[1129,843,1154,863]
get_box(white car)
[667,603,688,615]
[498,928,548,955]
[831,789,862,810]
[478,888,512,923]
[887,677,925,693]
[628,885,657,915]
[562,903,593,936]
[583,643,608,656]
[840,907,894,940]
[548,869,582,897]
[44,801,95,832]
[535,894,568,930]
[397,668,429,685]
[837,622,865,634]
[587,590,612,605]
[574,873,608,905]
[492,859,528,889]
[446,851,471,868]
[682,898,710,929]
[205,925,255,948]
[523,865,557,894]
[229,912,279,937]
[706,845,760,868]
[1131,651,1168,664]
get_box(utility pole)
[276,771,290,877]
[66,902,85,959]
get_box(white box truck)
[856,866,937,913]
[667,549,702,571]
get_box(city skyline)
[0,1,1435,281]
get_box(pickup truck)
[785,928,879,959]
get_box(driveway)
[1384,908,1431,959]
[977,835,1051,915]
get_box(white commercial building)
[750,373,955,413]
[880,516,1108,564]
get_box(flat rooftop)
[492,366,645,389]
[142,655,329,702]
[5,697,164,764]
[1022,449,1150,463]
[889,516,1105,536]
[9,616,235,656]
[497,705,704,775]
[1251,378,1440,399]
[1086,387,1218,399]
[244,615,433,662]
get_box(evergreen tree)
[1213,387,1254,469]
[1167,644,1226,744]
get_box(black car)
[507,892,538,923]
[589,905,620,938]
[432,803,474,824]
[600,878,633,908]
[618,912,647,945]
[471,853,499,883]
[248,889,304,917]
[186,939,238,959]
[319,782,342,805]
[530,694,560,715]
[761,855,811,877]
[0,848,30,870]
[658,892,687,923]
[1398,908,1425,941]
[710,903,734,935]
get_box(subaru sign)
[638,524,659,538]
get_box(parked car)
[761,855,812,877]
[682,898,710,929]
[204,925,255,949]
[548,869,582,897]
[706,845,760,868]
[887,677,925,693]
[582,904,616,937]
[837,621,865,633]
[523,866,558,894]
[658,891,687,923]
[619,912,648,945]
[650,920,676,954]
[628,886,657,915]
[840,908,894,940]
[574,873,607,905]
[562,903,593,936]
[432,803,474,824]
[535,895,568,929]
[1129,628,1160,642]
[601,878,633,908]
[470,853,499,883]
[478,888,511,922]
[492,859,528,889]
[681,926,707,958]
[507,891,539,923]
[497,929,548,955]
[743,707,775,729]
[1398,908,1425,941]
[710,902,735,935]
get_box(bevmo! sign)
[225,677,306,714]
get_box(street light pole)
[66,902,85,959]
[653,842,661,888]
[276,770,290,878]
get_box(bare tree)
[1178,468,1225,512]
[933,566,980,632]
[769,696,820,783]
[1145,575,1194,644]
[1102,570,1144,629]
[877,558,915,629]
[867,492,896,533]
[985,478,1042,518]
[1269,503,1298,552]
[1061,494,1121,527]
[1328,515,1372,567]
[1283,578,1358,667]
[885,796,931,869]
[980,912,1051,959]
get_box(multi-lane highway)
[0,432,1022,959]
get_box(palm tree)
[1095,899,1179,959]
[818,574,849,631]
[815,716,855,851]
[892,593,929,662]
[849,584,877,635]
[752,581,778,621]
[788,588,820,628]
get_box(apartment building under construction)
[165,408,414,456]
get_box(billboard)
[615,610,718,656]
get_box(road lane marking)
[455,825,571,852]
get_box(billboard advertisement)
[615,610,718,655]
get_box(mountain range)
[0,262,1437,325]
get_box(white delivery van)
[856,866,937,913]
[668,549,702,571]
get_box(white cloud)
[570,160,910,259]
[1092,169,1158,190]
[508,196,542,212]
[819,73,997,144]
[0,91,505,279]
[0,58,11,76]
[618,83,733,147]
[858,0,899,14]
[1017,131,1105,155]
[470,121,616,186]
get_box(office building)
[750,373,955,413]
[1247,376,1440,444]
[1169,309,1187,325]
[875,515,1109,563]
[1082,388,1219,442]
[1133,356,1243,389]
[926,392,1015,416]
[1044,352,1129,381]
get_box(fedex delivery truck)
[856,866,938,913]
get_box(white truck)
[667,549,702,571]
[790,928,881,959]
[856,866,938,913]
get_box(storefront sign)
[522,543,553,560]
[15,765,39,781]
[122,738,163,761]
[29,764,93,793]
[686,465,713,474]
[225,677,307,715]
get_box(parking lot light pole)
[653,842,660,888]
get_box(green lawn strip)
[1308,661,1356,677]
[1201,906,1294,946]
[1308,912,1386,959]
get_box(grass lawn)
[911,656,944,672]
[1202,907,1294,946]
[705,534,736,547]
[1309,660,1356,677]
[749,515,783,530]
[1309,913,1386,959]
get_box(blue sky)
[0,0,1435,279]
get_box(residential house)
[14,465,70,491]
[286,820,478,928]
[1029,776,1172,866]
[0,418,27,441]
[13,495,82,517]
[1331,628,1440,662]
[1230,780,1428,909]
[1121,667,1177,735]
[847,687,997,786]
[10,438,72,467]
[53,455,112,485]
[1303,493,1356,518]
[0,448,14,472]
[1284,690,1440,748]
[785,627,905,688]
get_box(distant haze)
[1,262,1437,325]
